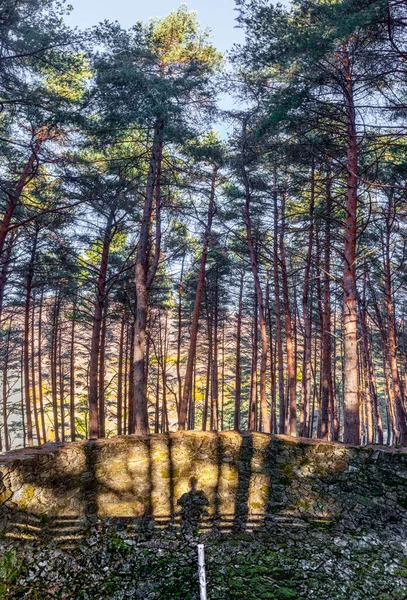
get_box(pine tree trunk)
[123,323,130,433]
[300,163,314,437]
[127,321,135,435]
[117,307,125,436]
[248,295,258,431]
[234,273,244,431]
[133,122,164,435]
[369,283,398,442]
[98,303,108,438]
[358,282,377,444]
[176,254,185,414]
[20,350,26,447]
[210,273,219,432]
[202,303,212,432]
[23,228,38,446]
[342,51,360,445]
[241,125,270,433]
[2,322,11,451]
[273,172,286,433]
[31,299,41,445]
[384,203,407,443]
[58,323,65,442]
[69,300,76,442]
[89,210,114,439]
[161,311,169,433]
[266,276,277,433]
[321,166,334,439]
[179,165,217,429]
[0,232,15,326]
[221,320,225,431]
[50,294,60,442]
[280,191,297,436]
[367,327,383,444]
[37,289,47,444]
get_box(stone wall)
[1,431,407,533]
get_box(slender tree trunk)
[2,322,11,451]
[234,274,244,431]
[117,307,125,436]
[248,295,258,431]
[155,330,160,434]
[176,253,185,413]
[280,191,297,436]
[202,303,212,432]
[23,228,38,446]
[190,355,196,431]
[342,51,360,445]
[0,231,15,326]
[58,322,65,442]
[69,299,76,442]
[241,125,270,433]
[123,323,130,433]
[133,122,164,435]
[266,276,277,434]
[221,322,225,431]
[89,210,114,439]
[161,311,169,433]
[179,165,217,430]
[273,170,286,433]
[50,293,60,442]
[98,303,107,438]
[37,289,46,444]
[359,305,373,443]
[31,298,41,445]
[127,321,135,435]
[367,327,383,444]
[20,350,26,447]
[384,203,407,443]
[321,166,335,439]
[210,273,219,431]
[300,163,315,437]
[370,282,398,442]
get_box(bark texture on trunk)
[300,164,314,437]
[241,125,270,433]
[234,273,244,431]
[23,228,38,446]
[88,210,115,439]
[179,165,217,430]
[273,202,286,434]
[280,191,297,436]
[133,122,164,435]
[342,51,360,445]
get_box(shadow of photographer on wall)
[177,477,209,536]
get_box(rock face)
[2,433,407,599]
[0,431,407,530]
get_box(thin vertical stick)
[197,544,207,600]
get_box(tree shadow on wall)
[0,432,406,549]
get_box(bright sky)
[66,0,289,54]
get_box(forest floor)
[0,515,406,600]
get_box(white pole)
[197,543,208,600]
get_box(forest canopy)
[1,0,407,450]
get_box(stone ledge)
[0,432,406,534]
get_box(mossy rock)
[397,497,407,509]
[275,586,300,599]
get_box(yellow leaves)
[149,4,222,71]
[41,53,91,104]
